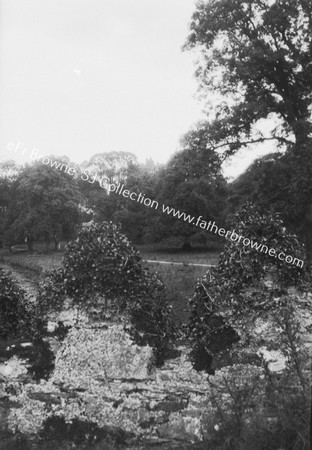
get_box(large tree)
[79,152,158,243]
[185,0,312,152]
[185,0,312,258]
[229,150,312,256]
[81,151,139,186]
[147,126,228,248]
[4,161,83,250]
[79,151,139,221]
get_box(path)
[0,262,40,302]
[144,259,216,268]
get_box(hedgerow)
[38,221,174,365]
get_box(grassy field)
[146,261,209,324]
[0,251,63,273]
[0,245,220,325]
[137,244,220,264]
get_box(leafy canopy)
[185,0,312,153]
[4,161,82,247]
[148,126,227,247]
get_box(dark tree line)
[0,146,227,250]
[1,0,311,260]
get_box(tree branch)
[211,136,293,153]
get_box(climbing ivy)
[188,203,308,372]
[0,269,31,340]
[38,221,174,365]
[0,269,54,380]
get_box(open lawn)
[0,244,220,325]
[146,261,209,324]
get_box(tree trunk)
[182,241,192,251]
[27,238,34,253]
[54,234,59,251]
[45,231,50,251]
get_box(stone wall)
[1,288,311,447]
[3,322,215,443]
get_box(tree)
[228,153,280,211]
[184,0,312,257]
[0,161,20,246]
[81,151,139,186]
[80,153,159,243]
[229,150,312,257]
[185,0,312,152]
[4,161,83,251]
[148,125,228,247]
[112,164,160,243]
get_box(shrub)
[188,203,309,372]
[205,330,310,450]
[0,268,31,340]
[0,268,55,380]
[189,203,310,447]
[38,221,174,365]
[218,203,307,298]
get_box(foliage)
[113,166,160,244]
[0,268,54,380]
[148,126,228,247]
[185,0,312,259]
[0,161,20,244]
[81,151,139,186]
[205,354,310,449]
[0,268,32,340]
[185,0,312,152]
[229,145,312,259]
[38,222,174,365]
[3,161,83,250]
[205,302,310,449]
[79,152,162,244]
[188,203,308,371]
[218,203,306,295]
[40,416,128,449]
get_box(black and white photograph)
[0,0,311,448]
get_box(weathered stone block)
[52,324,154,388]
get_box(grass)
[0,244,220,326]
[137,244,221,265]
[146,261,209,325]
[0,250,63,274]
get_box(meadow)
[0,244,220,325]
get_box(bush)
[188,203,310,447]
[205,359,310,450]
[38,221,174,365]
[0,268,55,380]
[188,203,309,372]
[0,268,32,340]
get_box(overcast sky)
[0,0,275,178]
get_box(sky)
[0,0,275,178]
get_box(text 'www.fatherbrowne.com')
[8,140,304,268]
[162,204,304,268]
